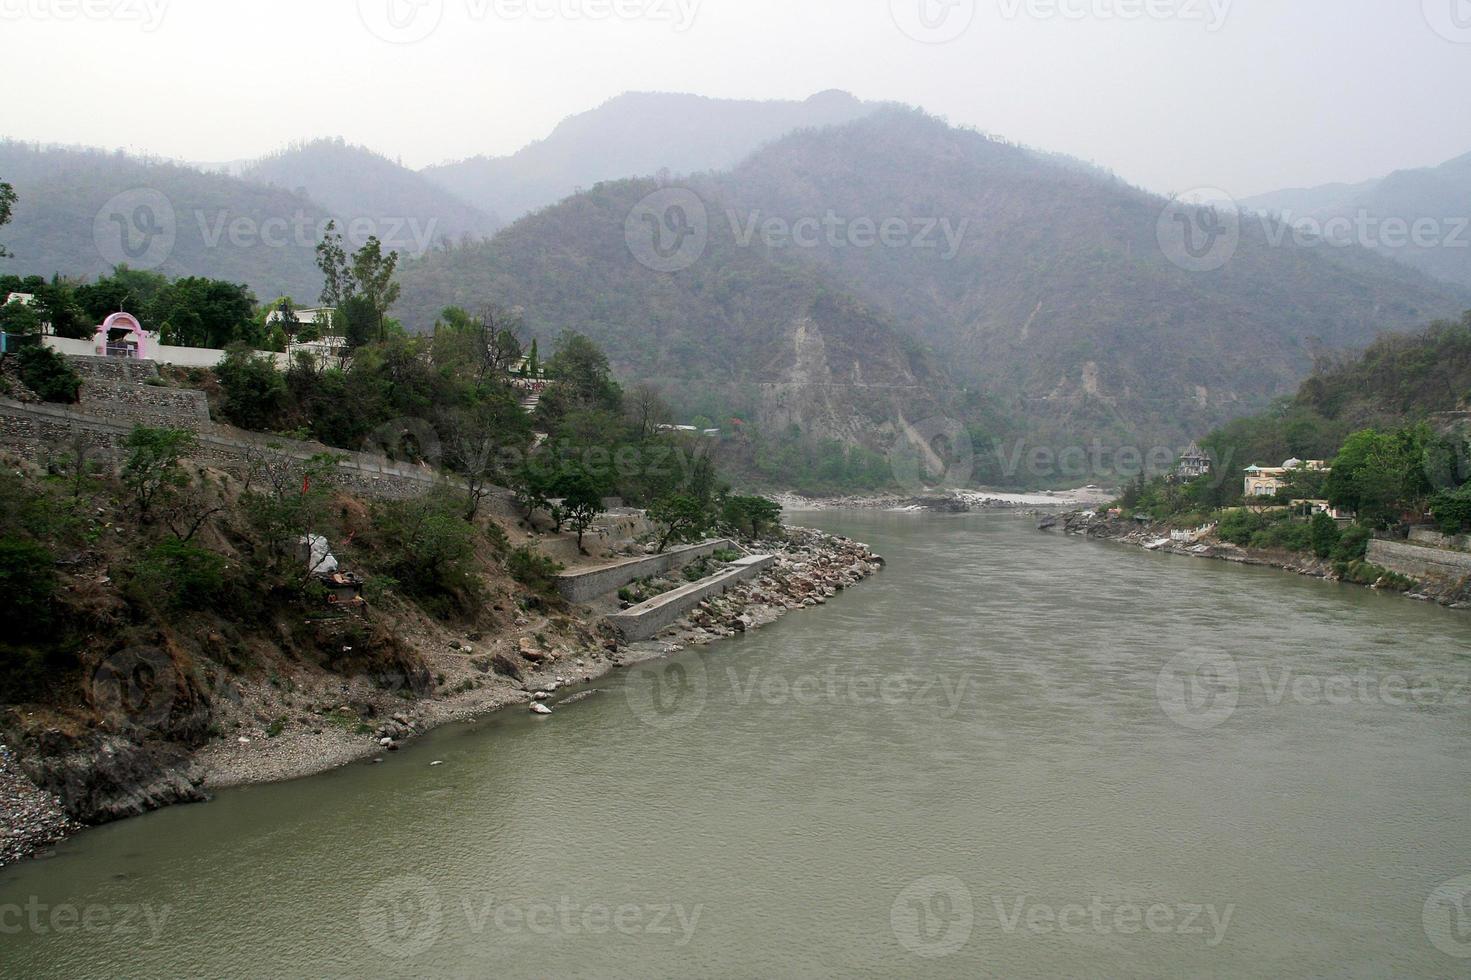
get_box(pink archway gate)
[94,312,149,359]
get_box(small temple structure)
[93,312,150,359]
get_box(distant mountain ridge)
[0,140,330,301]
[1240,150,1471,289]
[419,90,877,224]
[396,107,1471,464]
[241,139,502,244]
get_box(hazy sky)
[3,0,1469,197]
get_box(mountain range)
[1239,150,1471,289]
[3,93,1469,480]
[395,106,1471,457]
[419,89,878,224]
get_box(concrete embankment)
[555,539,734,603]
[1368,538,1471,583]
[606,555,776,641]
[1051,511,1471,610]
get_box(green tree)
[0,299,40,334]
[75,266,169,322]
[315,220,353,308]
[350,236,400,344]
[216,345,288,430]
[0,537,54,636]
[511,459,557,523]
[540,331,622,421]
[1309,511,1340,558]
[555,465,607,553]
[0,181,15,258]
[121,426,196,519]
[648,494,712,552]
[151,277,257,348]
[14,345,81,403]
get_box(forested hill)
[399,107,1471,456]
[419,90,877,224]
[0,141,328,301]
[1239,149,1471,289]
[395,175,957,448]
[711,108,1471,449]
[0,139,496,304]
[1203,311,1471,473]
[241,139,502,244]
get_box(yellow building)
[1244,458,1329,497]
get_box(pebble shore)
[0,742,77,868]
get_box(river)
[2,511,1469,977]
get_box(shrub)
[1249,519,1313,553]
[1430,486,1471,535]
[1310,512,1340,558]
[507,546,562,597]
[361,495,482,615]
[1335,560,1415,591]
[1331,524,1372,562]
[0,536,55,637]
[1216,508,1263,546]
[127,538,228,610]
[722,495,783,539]
[13,345,81,403]
[216,345,288,430]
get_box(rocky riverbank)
[1050,510,1471,608]
[0,525,880,867]
[0,742,77,867]
[773,486,1113,512]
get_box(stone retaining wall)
[1368,539,1471,581]
[605,555,775,642]
[62,355,163,384]
[554,538,734,603]
[78,378,211,428]
[1408,528,1471,552]
[0,397,458,502]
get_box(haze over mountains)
[2,91,1468,475]
[420,90,877,224]
[397,106,1471,453]
[1240,150,1471,289]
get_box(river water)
[2,512,1469,977]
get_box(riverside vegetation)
[0,225,829,866]
[1084,311,1471,596]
